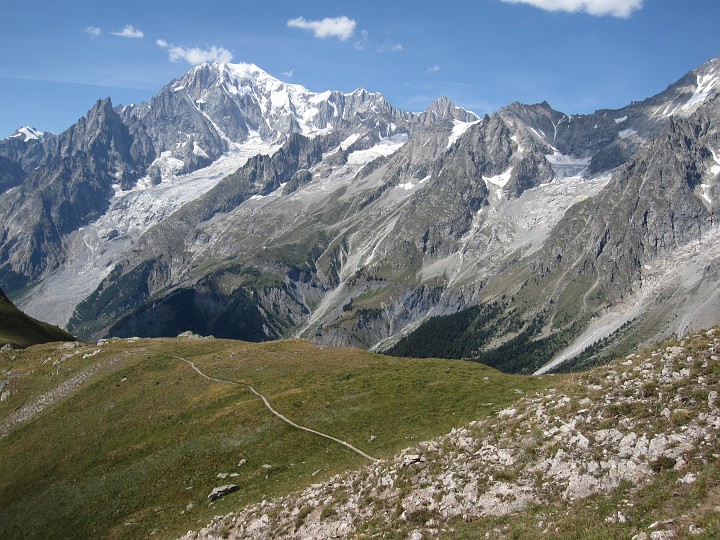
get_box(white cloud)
[377,42,403,53]
[501,0,642,18]
[85,26,101,38]
[426,65,441,73]
[157,40,233,65]
[111,24,144,39]
[287,16,356,41]
[282,69,294,78]
[354,30,369,51]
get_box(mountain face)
[2,57,720,372]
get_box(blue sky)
[1,0,718,137]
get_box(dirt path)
[171,355,379,463]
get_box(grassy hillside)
[0,289,75,348]
[188,328,720,540]
[0,337,551,539]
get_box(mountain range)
[1,56,719,373]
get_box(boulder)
[208,484,239,501]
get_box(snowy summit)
[7,126,44,142]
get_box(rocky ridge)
[183,328,720,539]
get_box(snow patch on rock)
[482,166,513,199]
[18,135,278,327]
[346,134,408,166]
[447,119,480,149]
[683,73,720,111]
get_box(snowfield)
[346,134,409,165]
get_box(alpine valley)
[2,56,720,374]
[4,55,720,540]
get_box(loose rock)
[208,485,239,501]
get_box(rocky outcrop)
[0,155,25,193]
[417,96,478,125]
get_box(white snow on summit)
[8,126,44,142]
[221,63,317,122]
[182,62,391,141]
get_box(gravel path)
[171,355,379,463]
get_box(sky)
[1,0,718,138]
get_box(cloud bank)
[501,0,643,18]
[377,43,404,53]
[111,24,144,39]
[287,16,356,41]
[157,40,233,65]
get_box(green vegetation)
[108,286,272,341]
[0,337,550,539]
[358,328,720,540]
[386,302,585,374]
[260,229,332,273]
[551,319,639,373]
[475,318,586,374]
[385,303,505,359]
[0,290,74,348]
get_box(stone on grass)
[208,484,239,501]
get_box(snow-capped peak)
[7,126,44,142]
[171,61,400,141]
[202,61,315,100]
[221,62,265,79]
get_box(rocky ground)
[0,341,130,437]
[182,329,720,539]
